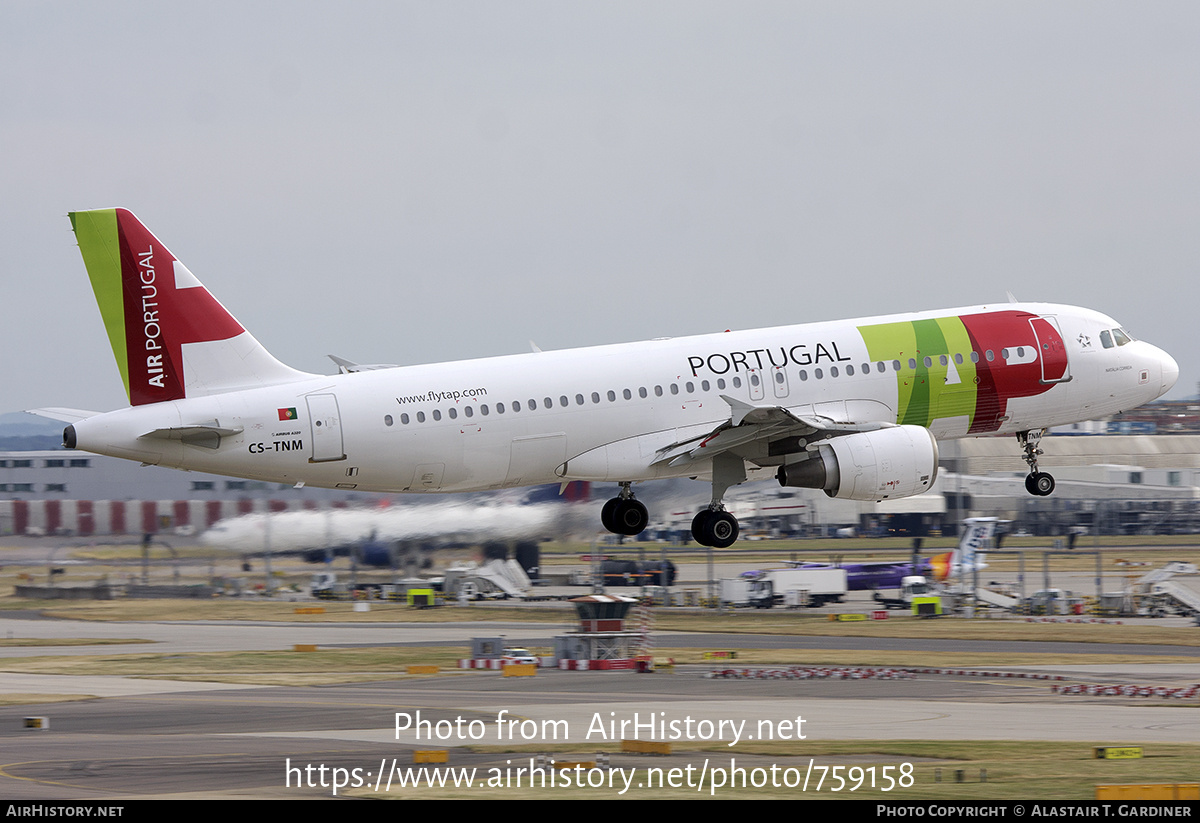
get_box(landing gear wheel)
[600,498,620,533]
[1032,472,1055,496]
[691,511,712,546]
[707,511,739,549]
[690,509,739,548]
[1024,474,1038,496]
[613,499,648,536]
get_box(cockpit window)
[1112,328,1132,346]
[1100,330,1113,349]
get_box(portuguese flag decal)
[278,407,298,421]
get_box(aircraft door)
[306,393,346,462]
[747,368,765,400]
[771,366,790,399]
[1030,316,1071,384]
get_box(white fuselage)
[67,302,1178,495]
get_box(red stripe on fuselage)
[959,311,1055,434]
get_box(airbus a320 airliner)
[36,209,1179,548]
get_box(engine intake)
[777,425,939,500]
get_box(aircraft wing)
[650,395,893,470]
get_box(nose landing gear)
[1018,429,1056,496]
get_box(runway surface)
[2,614,1198,799]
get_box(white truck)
[723,568,848,608]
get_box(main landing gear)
[692,509,739,549]
[1018,428,1056,497]
[690,452,746,549]
[600,482,649,537]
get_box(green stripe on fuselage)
[69,209,129,400]
[858,316,978,428]
[931,316,977,425]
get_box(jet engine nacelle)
[776,425,939,501]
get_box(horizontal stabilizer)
[328,355,399,374]
[25,407,101,424]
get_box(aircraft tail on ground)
[927,517,997,581]
[69,208,310,406]
[950,517,996,577]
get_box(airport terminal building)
[0,450,389,537]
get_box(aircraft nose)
[1160,348,1180,394]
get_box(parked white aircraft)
[199,498,569,556]
[36,209,1178,548]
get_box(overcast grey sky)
[3,2,1197,413]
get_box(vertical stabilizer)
[69,208,311,406]
[952,517,997,576]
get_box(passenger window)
[923,357,932,367]
[892,360,901,371]
[700,381,709,392]
[448,408,458,419]
[464,406,474,418]
[670,384,679,395]
[401,413,410,425]
[732,377,742,388]
[908,359,917,370]
[685,381,694,393]
[416,412,426,423]
[639,387,648,398]
[513,401,522,412]
[830,366,839,378]
[798,369,808,381]
[985,350,994,361]
[1016,346,1025,358]
[877,362,886,373]
[939,355,947,366]
[560,396,568,407]
[384,415,393,426]
[528,398,536,409]
[775,371,786,382]
[749,374,759,387]
[432,409,442,421]
[592,392,601,404]
[623,389,632,400]
[955,353,964,365]
[607,390,616,402]
[543,397,553,409]
[716,379,726,390]
[496,403,505,414]
[576,394,585,405]
[1001,348,1009,360]
[815,368,824,379]
[480,405,489,416]
[846,365,855,376]
[654,386,663,397]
